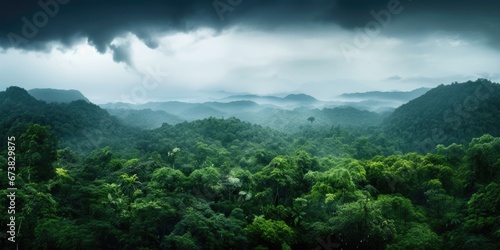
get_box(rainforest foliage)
[0,120,499,249]
[0,80,499,249]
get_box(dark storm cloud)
[109,41,132,66]
[0,0,335,54]
[1,0,219,53]
[330,0,500,49]
[1,0,499,56]
[326,0,499,27]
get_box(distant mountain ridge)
[6,81,499,154]
[339,87,430,101]
[106,109,184,129]
[28,88,90,103]
[100,89,434,131]
[283,94,318,102]
[101,98,388,132]
[6,86,428,135]
[223,93,318,106]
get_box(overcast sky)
[1,0,499,103]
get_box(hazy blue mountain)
[325,99,403,112]
[179,104,227,121]
[101,94,387,131]
[339,87,430,101]
[222,93,319,108]
[103,100,264,116]
[28,88,90,103]
[106,108,184,129]
[332,87,430,112]
[101,101,198,115]
[203,100,263,114]
[100,102,137,110]
[283,94,318,102]
[224,94,282,102]
[233,105,388,133]
[140,101,197,115]
[223,91,413,112]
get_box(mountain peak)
[5,86,30,96]
[28,88,90,103]
[283,94,317,102]
[1,86,39,104]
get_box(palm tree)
[120,173,141,199]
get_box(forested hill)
[28,88,90,103]
[0,86,134,153]
[384,79,500,152]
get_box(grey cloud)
[110,41,132,65]
[1,0,499,54]
[386,75,402,81]
[331,0,500,50]
[1,0,216,51]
